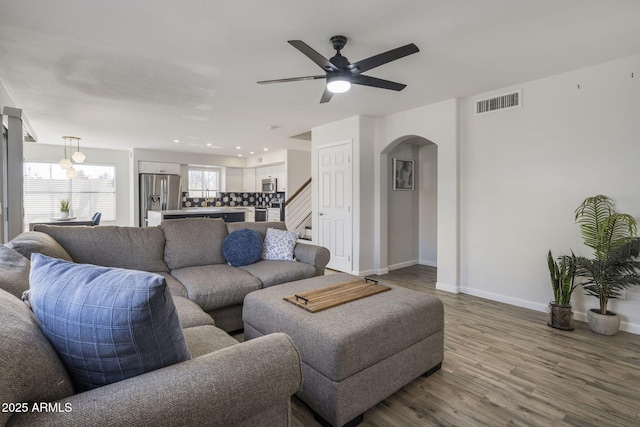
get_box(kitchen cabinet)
[255,164,286,191]
[245,207,255,222]
[139,161,181,175]
[243,169,256,192]
[225,168,243,192]
[268,208,281,222]
[147,208,246,226]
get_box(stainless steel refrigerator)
[139,173,182,226]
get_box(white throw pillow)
[262,228,300,261]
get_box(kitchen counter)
[147,207,247,226]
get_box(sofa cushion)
[28,254,190,392]
[0,288,73,426]
[6,231,73,261]
[161,218,228,270]
[157,271,188,298]
[222,228,263,267]
[173,296,216,328]
[263,228,300,261]
[239,259,318,288]
[170,264,262,312]
[34,225,169,272]
[0,245,31,298]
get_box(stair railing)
[285,178,312,235]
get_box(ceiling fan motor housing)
[330,35,347,51]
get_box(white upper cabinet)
[255,164,286,191]
[139,161,181,175]
[225,168,243,192]
[243,168,256,192]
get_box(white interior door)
[317,142,352,273]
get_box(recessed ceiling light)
[250,151,255,155]
[236,146,241,150]
[206,143,212,147]
[173,139,180,143]
[238,154,243,157]
[267,125,279,130]
[263,148,268,151]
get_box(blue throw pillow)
[222,228,263,267]
[27,254,190,392]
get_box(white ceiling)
[1,0,639,158]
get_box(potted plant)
[546,250,578,330]
[59,199,70,219]
[574,195,640,335]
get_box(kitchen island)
[147,207,247,226]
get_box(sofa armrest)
[9,333,302,427]
[294,242,330,275]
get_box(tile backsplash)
[182,192,284,208]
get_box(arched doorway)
[381,135,437,274]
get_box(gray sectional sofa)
[0,219,330,426]
[35,219,330,332]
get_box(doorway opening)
[381,136,437,277]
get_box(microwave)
[261,178,277,193]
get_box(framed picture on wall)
[393,158,414,191]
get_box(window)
[23,162,116,230]
[188,166,220,198]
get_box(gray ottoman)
[243,273,444,427]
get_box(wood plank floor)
[290,265,640,427]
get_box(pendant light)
[70,137,85,163]
[59,137,72,169]
[59,136,84,178]
[66,166,77,179]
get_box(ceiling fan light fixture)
[326,75,351,93]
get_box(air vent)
[475,90,521,115]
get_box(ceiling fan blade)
[257,75,326,84]
[320,87,334,103]
[352,75,407,91]
[350,43,419,74]
[288,40,339,72]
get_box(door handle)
[319,212,324,216]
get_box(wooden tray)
[283,278,391,313]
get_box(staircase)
[285,178,312,240]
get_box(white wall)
[23,143,131,226]
[419,143,438,266]
[286,150,311,197]
[245,150,286,168]
[459,53,640,333]
[387,143,420,269]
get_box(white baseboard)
[351,269,376,277]
[461,287,640,335]
[419,259,438,267]
[436,282,460,294]
[460,286,548,312]
[388,259,419,271]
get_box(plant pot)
[548,303,574,331]
[59,211,69,219]
[587,308,620,336]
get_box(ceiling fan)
[257,36,419,103]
